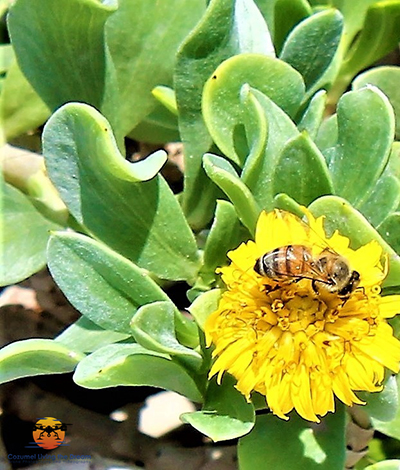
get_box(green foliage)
[47,232,175,334]
[279,9,343,95]
[43,103,201,282]
[182,375,255,441]
[3,0,400,467]
[238,406,346,469]
[1,180,60,285]
[73,343,203,402]
[0,339,84,383]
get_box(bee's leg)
[338,295,350,308]
[263,283,281,294]
[312,279,320,294]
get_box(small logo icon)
[31,417,69,450]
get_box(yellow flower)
[205,209,400,422]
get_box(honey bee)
[254,244,360,296]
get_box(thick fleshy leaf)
[253,0,281,38]
[47,232,174,334]
[127,114,180,145]
[315,114,337,154]
[182,375,255,441]
[297,90,327,140]
[273,0,311,54]
[0,44,13,74]
[238,405,346,469]
[0,60,50,140]
[203,154,260,235]
[43,103,200,282]
[1,145,68,226]
[386,142,400,182]
[202,53,304,164]
[308,196,400,288]
[8,0,116,120]
[188,289,222,330]
[272,132,333,206]
[55,317,130,354]
[73,343,203,402]
[331,0,376,51]
[365,462,400,470]
[353,66,400,141]
[241,88,299,209]
[372,375,400,440]
[274,193,307,219]
[200,200,242,285]
[378,213,400,255]
[238,83,269,186]
[328,87,395,207]
[175,0,274,228]
[152,86,178,116]
[0,339,83,384]
[363,375,399,422]
[130,301,202,370]
[339,2,400,86]
[358,174,400,229]
[280,9,343,94]
[105,0,204,137]
[1,181,58,286]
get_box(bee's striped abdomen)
[254,245,313,279]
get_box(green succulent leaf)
[315,114,337,154]
[339,2,400,85]
[378,213,400,255]
[188,288,222,330]
[130,301,202,369]
[203,153,260,235]
[332,0,377,51]
[365,462,400,470]
[200,200,242,285]
[8,0,117,123]
[297,90,327,140]
[372,375,400,440]
[274,193,307,219]
[1,181,58,286]
[47,231,174,334]
[238,405,346,469]
[353,66,400,141]
[56,317,130,354]
[280,9,343,94]
[175,0,274,229]
[105,0,204,137]
[73,343,203,402]
[308,196,400,288]
[127,102,180,144]
[358,174,400,229]
[0,339,83,384]
[328,87,395,208]
[0,44,13,74]
[386,143,400,181]
[241,87,299,209]
[0,60,50,140]
[362,375,399,423]
[182,375,255,441]
[43,102,200,282]
[238,83,269,187]
[127,109,180,145]
[273,0,312,54]
[152,86,178,116]
[272,132,333,206]
[202,53,304,164]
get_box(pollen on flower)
[205,209,400,423]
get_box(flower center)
[256,279,348,338]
